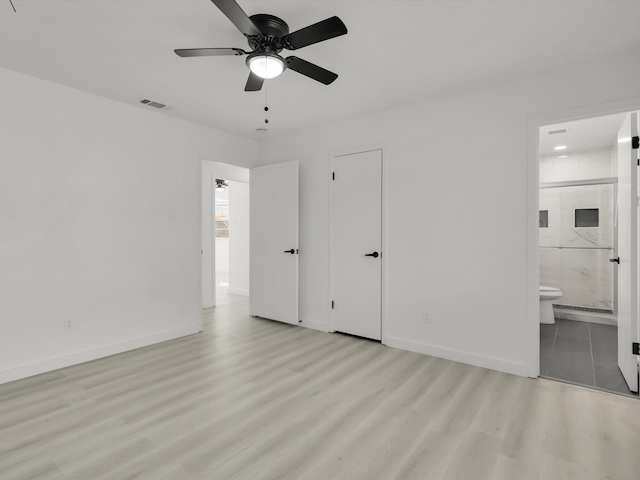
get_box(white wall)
[259,53,640,376]
[210,163,250,184]
[229,181,250,296]
[0,66,258,384]
[215,238,230,273]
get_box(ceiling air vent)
[548,128,568,135]
[140,99,167,109]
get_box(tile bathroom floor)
[540,318,638,397]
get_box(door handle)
[610,257,620,264]
[364,251,379,258]
[284,249,295,254]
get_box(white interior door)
[616,111,639,393]
[332,149,382,340]
[250,161,298,325]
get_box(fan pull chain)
[264,82,269,124]
[9,0,17,13]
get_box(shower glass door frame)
[539,177,618,316]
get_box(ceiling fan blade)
[286,57,338,85]
[211,0,262,37]
[244,72,264,91]
[174,48,246,57]
[283,16,347,50]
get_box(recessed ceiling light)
[256,128,268,133]
[557,155,568,159]
[554,145,567,151]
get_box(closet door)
[331,150,382,340]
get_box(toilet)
[539,286,563,324]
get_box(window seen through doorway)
[215,197,229,238]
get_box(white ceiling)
[540,113,627,157]
[1,1,640,140]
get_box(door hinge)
[633,342,639,355]
[632,136,639,149]
[332,172,335,180]
[331,300,334,309]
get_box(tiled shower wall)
[539,148,616,311]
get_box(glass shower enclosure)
[539,181,616,315]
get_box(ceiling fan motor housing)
[247,14,290,53]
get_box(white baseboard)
[300,319,329,332]
[227,288,249,297]
[0,324,201,386]
[385,335,528,377]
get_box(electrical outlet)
[64,319,73,332]
[424,313,431,324]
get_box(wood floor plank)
[491,454,540,480]
[391,429,462,480]
[1,296,639,480]
[442,430,501,480]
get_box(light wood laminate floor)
[1,295,639,480]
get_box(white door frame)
[201,161,216,309]
[329,144,388,344]
[526,97,640,378]
[197,158,204,331]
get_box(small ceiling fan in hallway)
[174,0,348,91]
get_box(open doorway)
[536,111,639,397]
[214,179,230,303]
[214,178,250,305]
[202,161,250,308]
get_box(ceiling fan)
[174,0,348,92]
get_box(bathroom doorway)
[536,111,639,397]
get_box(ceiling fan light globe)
[248,54,285,79]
